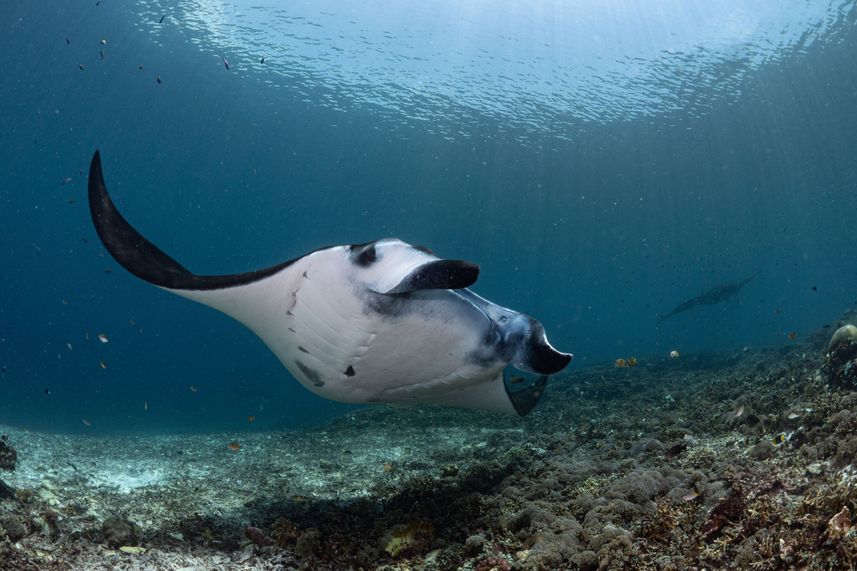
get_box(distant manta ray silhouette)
[658,273,758,323]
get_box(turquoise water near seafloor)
[0,1,856,434]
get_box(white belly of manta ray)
[87,151,572,416]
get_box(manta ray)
[658,273,758,323]
[87,151,572,416]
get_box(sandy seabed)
[2,311,857,570]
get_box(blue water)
[1,1,856,433]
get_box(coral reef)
[0,435,16,471]
[3,311,857,568]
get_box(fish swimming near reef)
[87,151,572,416]
[658,273,758,323]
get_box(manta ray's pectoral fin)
[88,150,297,293]
[385,259,479,294]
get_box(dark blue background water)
[2,1,856,433]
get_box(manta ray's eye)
[351,243,377,267]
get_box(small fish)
[614,358,627,368]
[100,49,104,60]
[79,64,85,71]
[248,415,255,423]
[1,366,6,377]
[156,76,162,84]
[44,388,51,395]
[735,406,744,418]
[159,14,166,24]
[627,356,638,367]
[788,331,797,340]
[81,418,92,426]
[128,318,136,325]
[99,360,108,369]
[189,385,199,393]
[682,490,700,502]
[787,412,800,420]
[66,38,70,45]
[508,376,525,384]
[66,342,73,351]
[227,442,241,451]
[260,56,265,64]
[62,176,73,184]
[103,268,112,273]
[139,64,144,70]
[144,401,148,411]
[669,350,680,359]
[81,236,89,243]
[100,39,107,45]
[62,299,68,305]
[223,58,230,70]
[98,333,109,343]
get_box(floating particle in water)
[223,58,230,70]
[189,385,199,393]
[248,415,255,423]
[98,333,109,343]
[44,388,51,395]
[1,366,6,377]
[156,76,162,84]
[144,401,148,411]
[788,331,797,340]
[138,65,143,70]
[81,418,92,426]
[614,358,627,368]
[66,342,73,351]
[227,442,241,451]
[65,38,70,45]
[100,39,107,45]
[812,285,817,291]
[99,360,107,369]
[79,64,85,71]
[62,176,73,184]
[62,299,68,305]
[669,350,680,359]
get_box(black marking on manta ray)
[87,150,339,291]
[365,291,409,316]
[288,327,296,333]
[298,346,310,354]
[295,359,324,387]
[350,242,378,267]
[344,365,355,377]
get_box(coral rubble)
[2,314,857,569]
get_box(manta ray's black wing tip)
[88,150,194,288]
[88,151,296,291]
